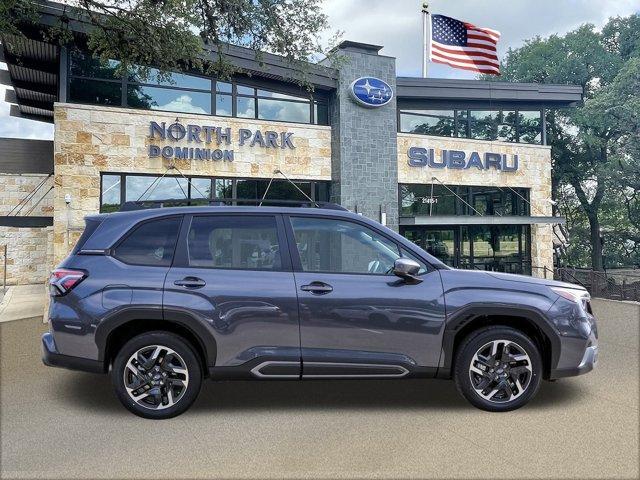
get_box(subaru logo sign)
[349,77,393,108]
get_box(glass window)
[216,81,232,93]
[70,49,121,79]
[126,176,188,202]
[214,179,233,199]
[215,93,232,116]
[400,110,455,136]
[497,111,517,142]
[258,98,310,123]
[236,97,255,118]
[314,102,329,125]
[128,66,211,90]
[257,89,306,101]
[101,175,121,213]
[258,180,312,203]
[127,85,211,114]
[237,85,255,95]
[236,179,258,200]
[187,216,281,270]
[469,110,497,140]
[518,111,542,144]
[399,184,457,217]
[114,217,181,266]
[314,182,330,202]
[455,110,469,137]
[423,229,455,266]
[290,217,401,274]
[69,78,122,106]
[190,178,212,199]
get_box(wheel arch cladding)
[96,310,216,375]
[439,305,561,380]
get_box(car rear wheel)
[112,332,202,419]
[454,326,542,412]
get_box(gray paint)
[323,44,399,230]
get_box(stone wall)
[0,173,54,285]
[324,48,399,230]
[0,227,53,285]
[397,134,554,276]
[0,173,53,216]
[52,103,332,264]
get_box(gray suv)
[42,205,598,419]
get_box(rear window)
[114,217,181,266]
[70,217,104,255]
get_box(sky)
[1,0,639,140]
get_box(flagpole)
[422,2,430,77]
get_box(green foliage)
[3,0,335,89]
[484,15,640,269]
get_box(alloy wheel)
[468,339,532,403]
[123,345,189,410]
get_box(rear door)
[163,213,301,377]
[285,215,446,378]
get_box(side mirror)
[393,258,423,283]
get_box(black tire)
[111,331,202,419]
[454,326,542,412]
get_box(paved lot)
[1,299,638,479]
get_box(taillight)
[49,268,86,296]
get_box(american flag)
[429,14,501,75]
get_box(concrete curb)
[0,284,47,323]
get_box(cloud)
[321,0,640,78]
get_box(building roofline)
[396,77,583,107]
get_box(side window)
[400,247,429,275]
[187,216,282,270]
[290,217,401,274]
[114,217,181,266]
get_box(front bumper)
[550,344,598,379]
[42,333,106,374]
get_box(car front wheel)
[112,331,202,419]
[454,326,542,412]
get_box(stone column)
[322,42,399,231]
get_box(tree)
[486,16,640,270]
[1,0,333,87]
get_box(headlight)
[550,286,589,303]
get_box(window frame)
[66,48,329,125]
[172,213,293,272]
[111,215,183,267]
[283,213,436,276]
[99,172,331,212]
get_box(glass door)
[400,227,457,267]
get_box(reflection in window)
[70,49,121,79]
[314,102,329,125]
[291,217,401,274]
[70,78,122,106]
[518,111,542,144]
[214,179,233,199]
[258,98,310,123]
[127,86,211,114]
[101,175,121,213]
[126,176,189,202]
[187,216,281,270]
[236,97,255,118]
[215,94,232,116]
[190,178,212,200]
[400,110,455,136]
[128,67,211,90]
[114,217,181,266]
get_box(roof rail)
[119,199,349,212]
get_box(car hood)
[439,268,585,291]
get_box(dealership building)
[0,1,582,284]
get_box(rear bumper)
[549,345,598,379]
[42,333,106,374]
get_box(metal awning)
[399,215,566,226]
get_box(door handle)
[300,282,333,295]
[174,277,206,289]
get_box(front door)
[285,215,446,378]
[164,213,301,377]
